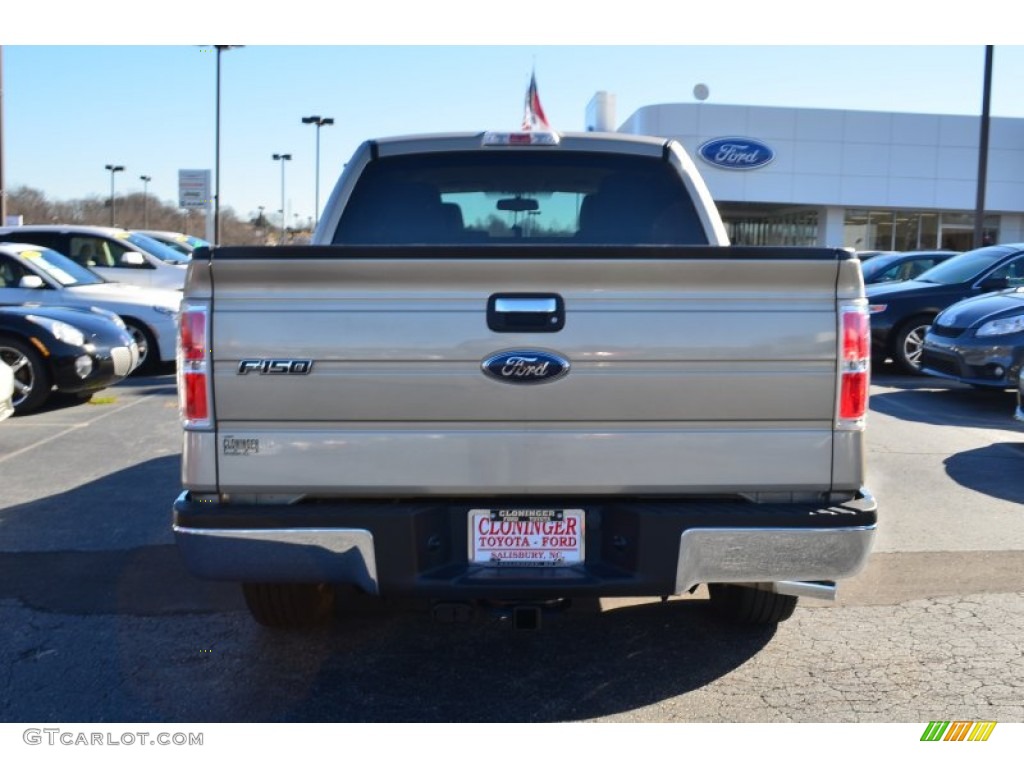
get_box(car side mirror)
[18,275,45,289]
[978,276,1009,292]
[120,251,146,267]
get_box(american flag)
[521,71,551,131]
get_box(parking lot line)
[0,395,157,465]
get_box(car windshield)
[153,237,193,256]
[126,233,190,264]
[333,151,706,246]
[18,247,105,287]
[915,247,1011,285]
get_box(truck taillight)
[178,307,211,429]
[838,306,870,426]
[180,311,206,362]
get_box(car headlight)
[26,315,86,347]
[976,315,1024,337]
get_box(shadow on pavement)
[0,456,181,551]
[943,442,1024,504]
[266,596,777,722]
[869,385,1017,430]
[0,456,777,723]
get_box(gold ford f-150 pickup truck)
[172,130,876,629]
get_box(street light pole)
[105,164,125,227]
[301,115,334,230]
[140,174,151,228]
[272,153,291,243]
[973,45,994,249]
[213,45,242,246]
[0,45,7,225]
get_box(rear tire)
[708,584,798,625]
[0,335,52,415]
[242,583,335,628]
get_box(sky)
[2,4,1020,233]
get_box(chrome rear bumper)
[173,487,876,600]
[674,526,875,594]
[173,523,380,594]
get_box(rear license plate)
[468,508,585,566]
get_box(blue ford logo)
[482,351,570,385]
[698,137,774,170]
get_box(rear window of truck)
[332,151,706,246]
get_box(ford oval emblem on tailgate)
[482,350,570,384]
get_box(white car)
[0,359,13,421]
[0,242,181,373]
[0,225,188,291]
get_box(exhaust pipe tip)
[772,580,837,601]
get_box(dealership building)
[587,93,1024,250]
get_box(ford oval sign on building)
[482,351,570,385]
[698,137,775,171]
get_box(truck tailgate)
[205,248,843,496]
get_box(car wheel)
[0,335,52,415]
[242,583,336,628]
[122,318,157,375]
[892,315,934,375]
[707,584,798,625]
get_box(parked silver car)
[0,242,180,373]
[0,225,188,291]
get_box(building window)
[844,209,998,251]
[720,205,818,246]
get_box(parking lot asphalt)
[0,365,1022,723]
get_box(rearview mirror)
[978,276,1009,292]
[120,251,146,267]
[497,197,539,212]
[18,275,44,289]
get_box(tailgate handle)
[488,293,564,333]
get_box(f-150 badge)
[237,359,313,375]
[482,351,569,384]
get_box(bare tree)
[5,186,267,245]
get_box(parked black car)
[860,250,959,285]
[920,288,1024,389]
[0,304,140,414]
[867,244,1024,373]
